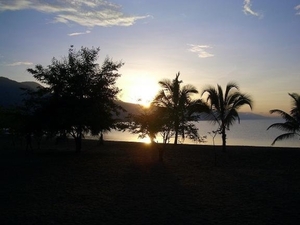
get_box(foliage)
[267,93,300,145]
[0,107,26,134]
[26,46,123,151]
[0,106,6,133]
[125,105,165,143]
[152,72,209,144]
[202,82,252,151]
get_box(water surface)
[99,119,300,148]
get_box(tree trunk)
[98,132,104,145]
[149,133,156,144]
[75,127,82,152]
[174,129,178,145]
[221,127,226,152]
[174,118,179,145]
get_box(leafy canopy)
[27,46,123,151]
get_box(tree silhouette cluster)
[151,72,209,144]
[126,73,253,153]
[1,45,297,153]
[23,46,123,152]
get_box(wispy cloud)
[295,5,300,15]
[7,62,33,66]
[68,30,91,36]
[188,44,214,58]
[0,0,150,27]
[243,0,262,18]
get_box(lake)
[97,119,300,148]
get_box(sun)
[141,136,151,144]
[133,84,159,107]
[119,75,159,107]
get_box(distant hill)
[115,101,273,120]
[114,100,145,120]
[0,76,274,120]
[115,100,143,114]
[20,81,42,90]
[0,77,41,107]
[238,112,273,120]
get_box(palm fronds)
[202,82,253,151]
[270,132,300,146]
[268,93,300,145]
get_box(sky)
[0,0,300,115]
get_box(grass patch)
[1,139,300,224]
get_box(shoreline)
[1,136,299,154]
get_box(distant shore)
[1,134,299,153]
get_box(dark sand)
[1,139,300,225]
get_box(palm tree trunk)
[221,127,226,152]
[174,118,179,145]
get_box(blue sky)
[0,0,300,115]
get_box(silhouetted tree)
[157,107,175,144]
[126,105,169,143]
[127,106,161,143]
[267,93,300,145]
[0,106,6,133]
[125,105,177,162]
[153,72,208,144]
[202,82,252,152]
[27,46,123,152]
[0,106,33,148]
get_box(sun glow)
[118,75,159,107]
[129,84,158,107]
[141,136,152,144]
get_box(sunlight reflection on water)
[88,119,300,148]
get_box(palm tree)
[202,82,253,152]
[153,72,208,144]
[267,93,300,145]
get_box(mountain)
[238,112,273,120]
[0,77,41,107]
[0,76,274,120]
[115,100,143,114]
[20,81,42,90]
[115,101,273,120]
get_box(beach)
[1,139,300,224]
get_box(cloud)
[7,62,33,66]
[0,0,150,27]
[68,30,91,36]
[295,5,300,15]
[243,0,262,18]
[188,44,214,58]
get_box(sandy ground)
[1,139,300,225]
